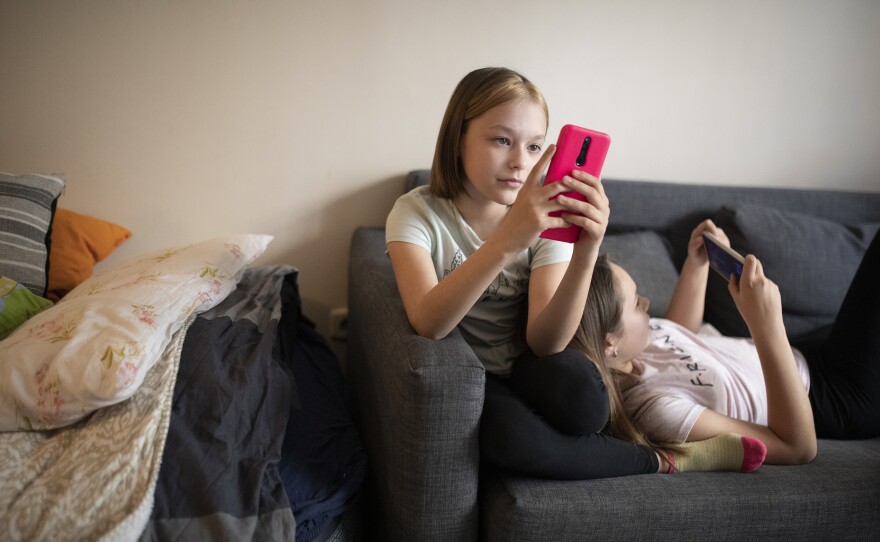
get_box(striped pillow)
[0,173,66,297]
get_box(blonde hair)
[430,67,549,200]
[569,255,681,456]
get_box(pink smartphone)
[539,124,611,243]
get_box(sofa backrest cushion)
[599,231,678,318]
[602,178,880,339]
[707,204,878,337]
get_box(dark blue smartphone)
[703,232,745,281]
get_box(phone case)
[703,232,745,280]
[540,124,611,243]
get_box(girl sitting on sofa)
[385,66,766,478]
[571,220,880,465]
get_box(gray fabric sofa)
[347,170,880,541]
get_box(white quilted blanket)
[0,317,192,542]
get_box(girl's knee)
[511,349,610,435]
[515,348,605,390]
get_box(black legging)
[796,231,880,439]
[479,348,658,480]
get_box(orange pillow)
[47,208,132,301]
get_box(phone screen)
[703,233,744,280]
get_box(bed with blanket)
[0,172,365,541]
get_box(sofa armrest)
[348,227,485,542]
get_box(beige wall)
[2,0,879,337]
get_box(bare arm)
[665,257,708,333]
[687,256,816,465]
[526,255,595,356]
[525,170,609,355]
[666,220,724,333]
[392,167,607,353]
[389,238,517,340]
[390,146,567,340]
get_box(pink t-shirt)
[623,318,811,443]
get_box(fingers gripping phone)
[703,232,745,281]
[540,124,611,243]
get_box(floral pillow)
[0,234,273,431]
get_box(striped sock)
[667,434,766,473]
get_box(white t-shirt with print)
[385,186,573,374]
[623,318,811,443]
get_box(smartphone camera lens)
[576,137,591,167]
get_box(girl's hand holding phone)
[687,219,729,267]
[555,169,610,257]
[499,135,608,256]
[499,145,572,252]
[729,256,785,334]
[540,125,611,244]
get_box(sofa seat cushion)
[481,437,880,541]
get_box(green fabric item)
[0,276,53,339]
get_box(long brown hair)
[430,67,548,200]
[570,254,680,455]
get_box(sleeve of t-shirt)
[626,392,706,443]
[385,191,433,252]
[530,237,574,269]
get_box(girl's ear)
[604,334,617,358]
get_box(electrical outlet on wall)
[329,307,348,341]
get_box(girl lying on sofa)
[386,66,766,478]
[571,221,880,464]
